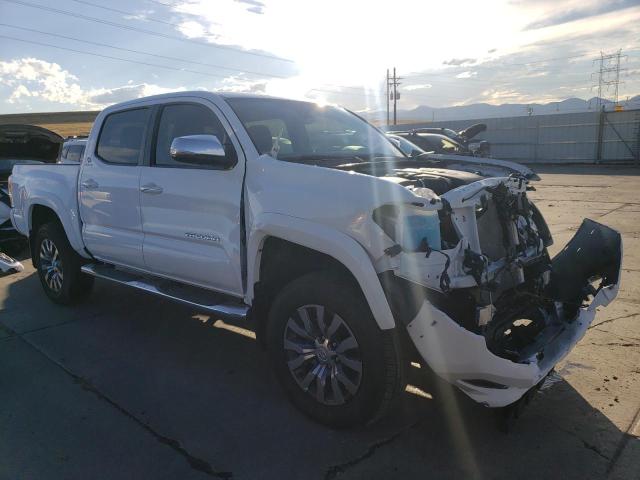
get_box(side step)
[81,264,248,320]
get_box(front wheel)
[35,221,93,305]
[266,271,402,428]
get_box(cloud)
[235,0,265,14]
[0,57,184,108]
[404,84,432,91]
[87,84,186,105]
[8,84,32,102]
[456,71,478,79]
[177,20,217,40]
[524,0,638,30]
[482,88,523,101]
[0,58,84,104]
[216,76,267,93]
[443,58,477,66]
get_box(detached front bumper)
[404,219,622,407]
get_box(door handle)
[81,179,98,190]
[140,183,163,195]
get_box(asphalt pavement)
[1,165,639,479]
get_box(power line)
[144,0,179,7]
[66,0,179,28]
[403,49,640,81]
[0,23,289,79]
[0,34,269,81]
[1,0,293,63]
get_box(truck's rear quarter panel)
[10,164,85,254]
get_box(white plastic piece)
[0,252,23,274]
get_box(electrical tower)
[592,49,627,109]
[386,68,402,125]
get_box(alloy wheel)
[283,304,363,405]
[40,238,64,293]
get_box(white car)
[8,92,622,427]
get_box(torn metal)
[377,175,622,407]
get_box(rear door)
[79,107,151,268]
[139,100,245,296]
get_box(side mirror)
[169,134,234,168]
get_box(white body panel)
[78,161,145,268]
[8,164,87,256]
[138,96,245,295]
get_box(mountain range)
[365,95,640,123]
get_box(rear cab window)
[96,108,151,165]
[66,145,85,163]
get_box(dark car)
[0,124,63,252]
[393,123,490,156]
[392,131,472,155]
[386,132,539,180]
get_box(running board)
[81,264,248,320]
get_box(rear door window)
[96,108,150,165]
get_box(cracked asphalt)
[1,165,639,479]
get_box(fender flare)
[246,213,396,330]
[25,196,87,257]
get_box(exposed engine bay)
[371,171,622,366]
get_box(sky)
[0,0,639,116]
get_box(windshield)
[226,98,403,161]
[411,134,466,154]
[443,128,460,140]
[388,135,426,156]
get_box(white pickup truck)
[8,92,622,427]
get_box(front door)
[79,107,151,269]
[139,100,245,296]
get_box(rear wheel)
[35,221,93,305]
[267,271,401,428]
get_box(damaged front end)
[376,176,622,407]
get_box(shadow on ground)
[0,268,633,479]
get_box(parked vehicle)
[408,123,490,155]
[1,124,62,252]
[392,131,473,155]
[58,137,88,164]
[9,92,622,427]
[411,123,487,146]
[386,133,539,180]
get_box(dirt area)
[0,110,98,137]
[0,165,638,479]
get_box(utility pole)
[386,67,402,125]
[592,49,627,109]
[386,69,390,126]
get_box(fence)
[384,109,640,164]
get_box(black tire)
[266,270,402,428]
[34,221,94,305]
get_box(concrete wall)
[384,109,640,164]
